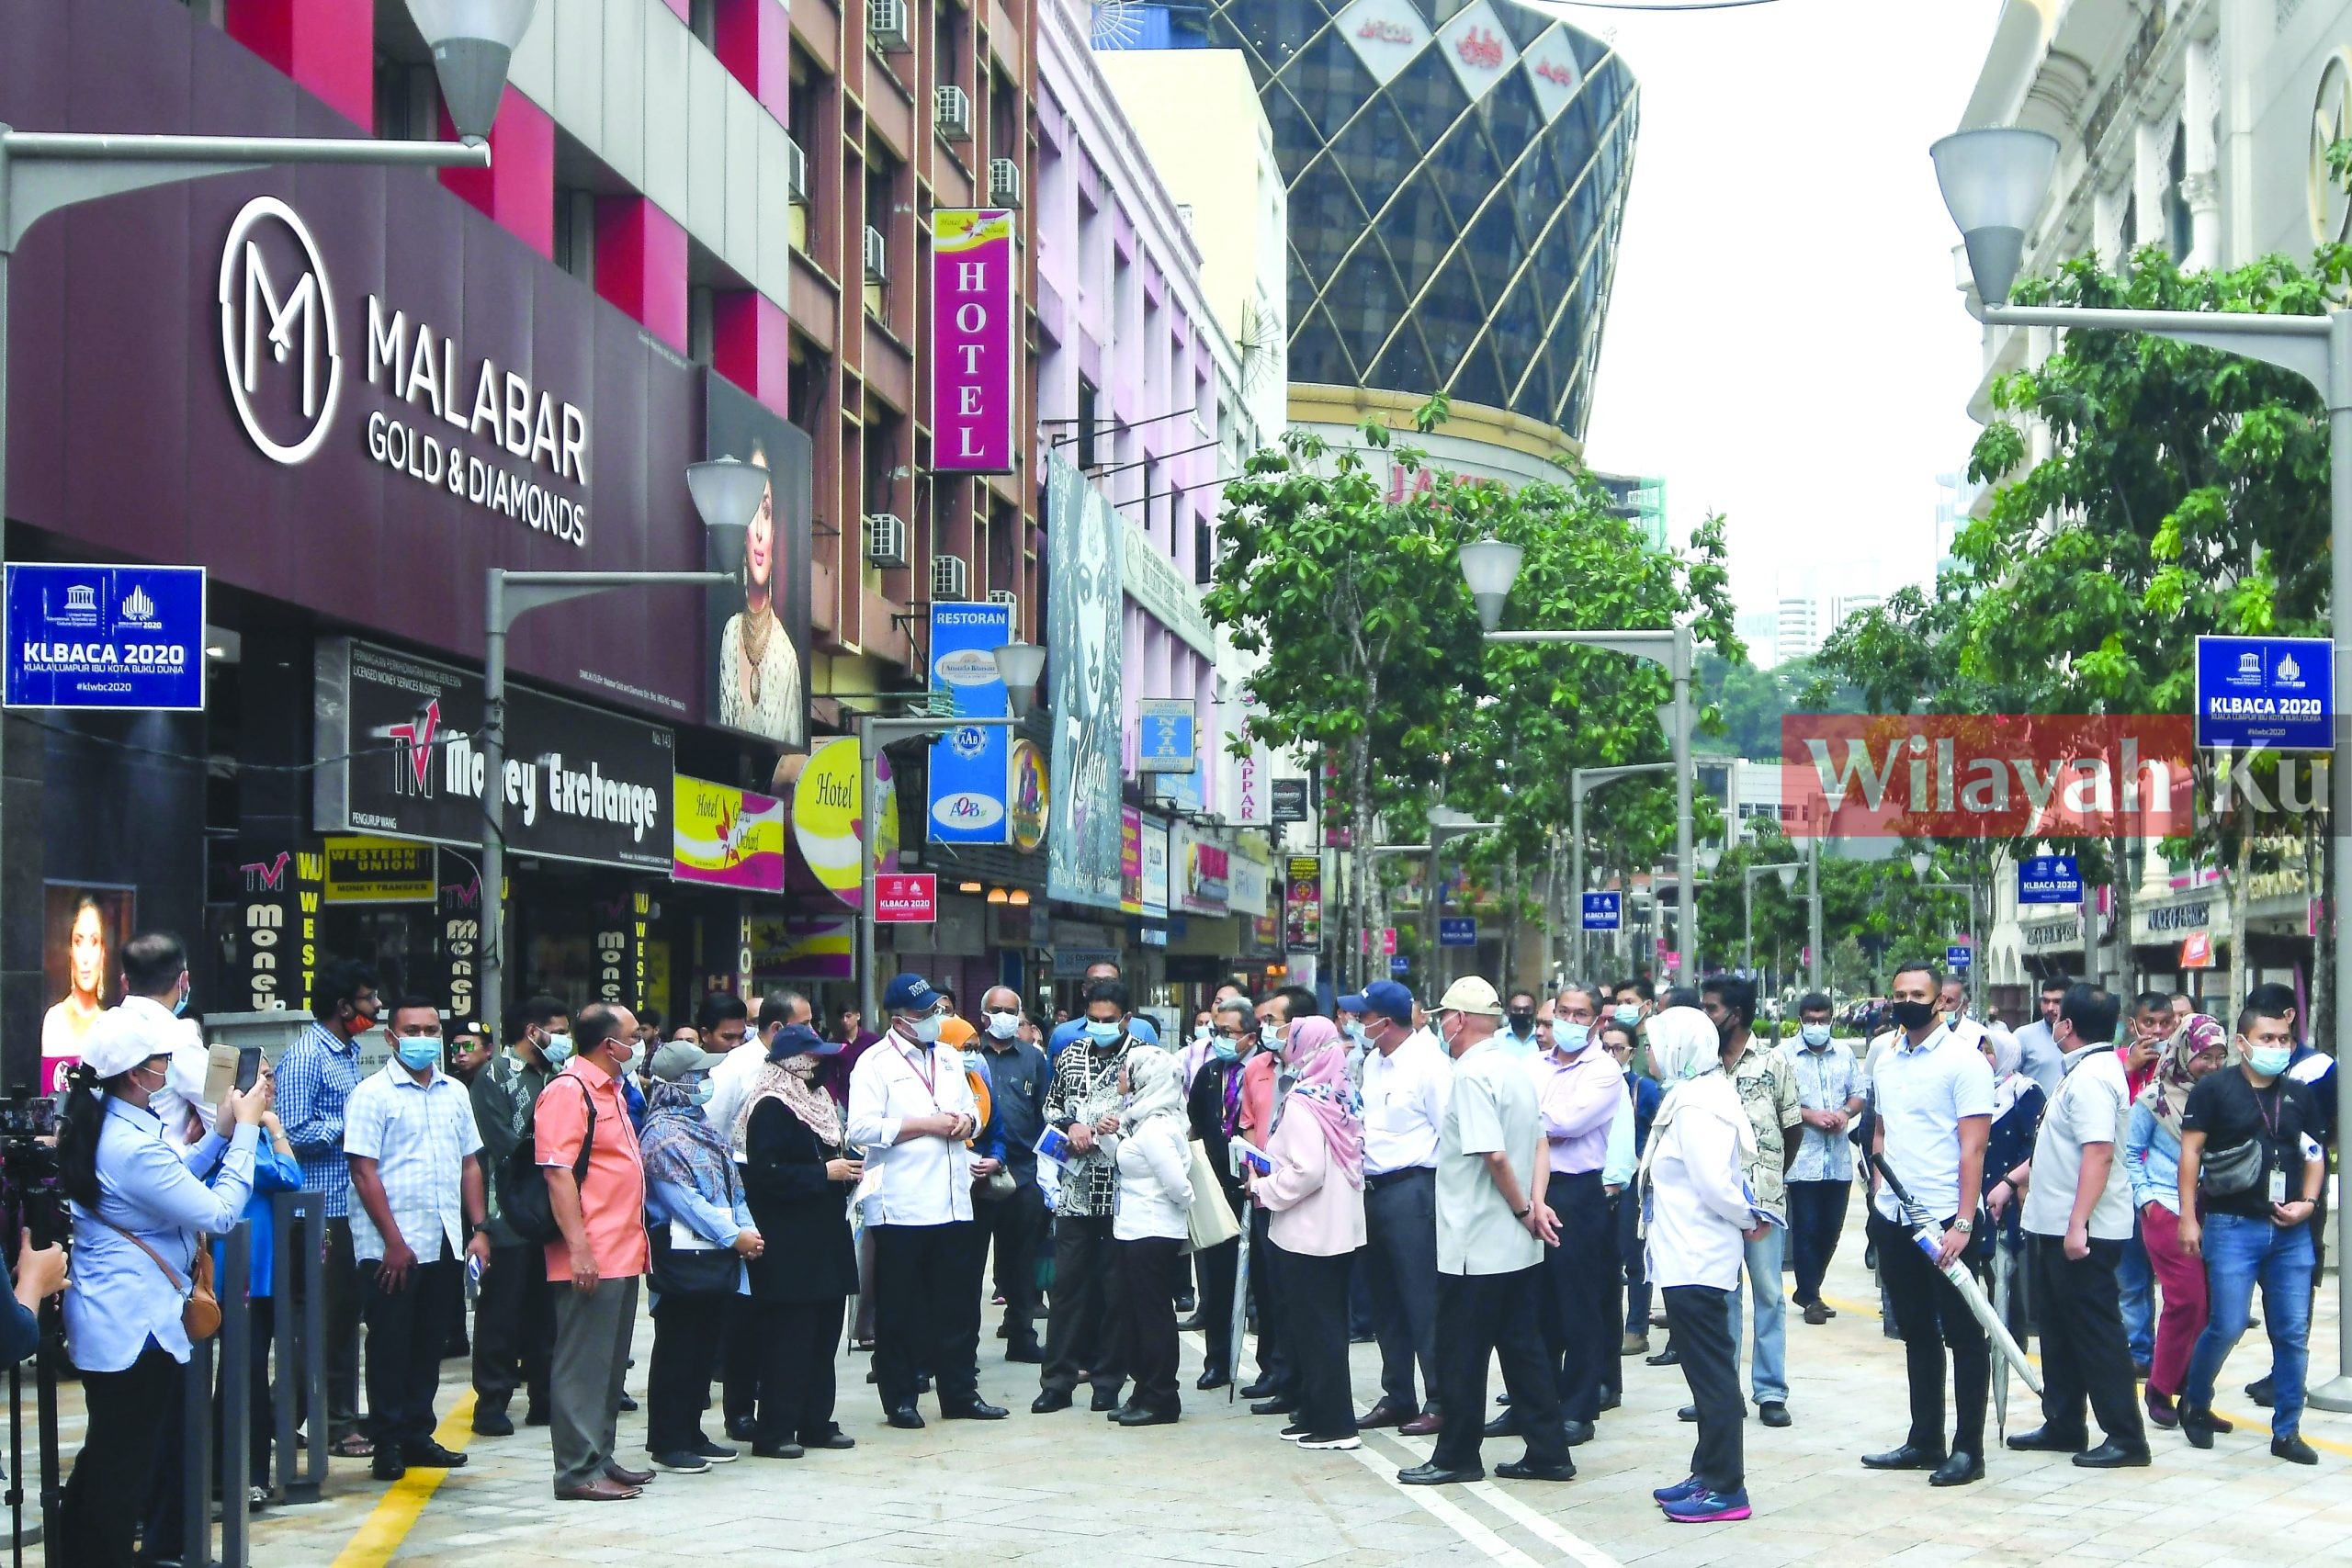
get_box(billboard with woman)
[706,375,814,766]
[40,884,134,1092]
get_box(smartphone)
[234,1046,264,1094]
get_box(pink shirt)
[535,1059,650,1283]
[1257,1108,1368,1257]
[1537,1045,1622,1176]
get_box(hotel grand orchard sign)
[220,195,592,547]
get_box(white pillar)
[2093,182,2124,268]
[2132,117,2170,252]
[2183,35,2222,268]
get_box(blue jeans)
[1729,1224,1788,1405]
[2117,1216,2154,1365]
[2183,1213,2315,1437]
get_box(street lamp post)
[854,642,1046,1023]
[1910,852,1986,1020]
[1461,536,1698,987]
[475,457,772,1038]
[1570,762,1670,983]
[1934,122,2352,1409]
[1743,861,1803,976]
[0,0,537,1055]
[1423,805,1500,987]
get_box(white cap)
[81,1007,172,1080]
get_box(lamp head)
[686,456,770,534]
[1930,128,2059,307]
[408,0,538,145]
[1775,863,1798,892]
[1457,536,1524,633]
[992,642,1047,718]
[1696,847,1722,874]
[1909,851,1934,880]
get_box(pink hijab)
[1275,1018,1363,1189]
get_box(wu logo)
[387,700,441,798]
[218,196,343,465]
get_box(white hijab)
[1639,1006,1757,1174]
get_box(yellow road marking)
[327,1390,477,1568]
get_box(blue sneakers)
[1662,1487,1751,1523]
[1652,1475,1704,1505]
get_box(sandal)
[331,1433,375,1458]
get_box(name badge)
[2268,1167,2290,1206]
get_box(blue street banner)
[926,602,1014,843]
[2017,854,2082,906]
[1580,892,1622,931]
[5,563,207,711]
[1439,916,1477,947]
[1947,942,1973,971]
[1137,697,1196,773]
[1389,954,1411,975]
[2194,635,2333,751]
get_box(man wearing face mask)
[116,931,213,1153]
[1697,976,1801,1428]
[847,974,1003,1428]
[1521,985,1619,1446]
[471,994,570,1435]
[1351,981,1451,1436]
[1047,961,1126,1063]
[1186,996,1261,1391]
[1785,993,1863,1326]
[1032,978,1138,1413]
[1498,990,1544,1062]
[977,986,1051,1362]
[276,958,385,1459]
[345,995,491,1481]
[1236,987,1309,1411]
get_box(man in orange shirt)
[537,1003,654,1502]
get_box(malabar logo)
[219,196,343,465]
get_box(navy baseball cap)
[1361,979,1416,1025]
[1337,992,1369,1014]
[881,973,944,1013]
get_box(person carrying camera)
[55,1007,271,1567]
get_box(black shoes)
[1929,1452,1984,1487]
[1089,1388,1125,1413]
[886,1405,926,1430]
[751,1441,804,1460]
[1758,1403,1791,1428]
[942,1399,1008,1420]
[407,1439,468,1469]
[1032,1390,1074,1414]
[1562,1420,1596,1447]
[1861,1443,1948,1471]
[2245,1376,2275,1408]
[1004,1343,1044,1364]
[1114,1405,1178,1427]
[804,1431,856,1450]
[471,1404,514,1437]
[1677,1405,1698,1423]
[1239,1379,1279,1399]
[1646,1346,1681,1367]
[1397,1461,1482,1486]
[2073,1440,2151,1469]
[1495,1458,1576,1483]
[2179,1405,2219,1450]
[724,1416,759,1443]
[1357,1403,1411,1429]
[371,1444,405,1483]
[1482,1412,1517,1438]
[1250,1397,1297,1416]
[2006,1426,2087,1453]
[2272,1434,2319,1465]
[1197,1368,1231,1391]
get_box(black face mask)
[1507,1011,1535,1032]
[1889,999,1936,1032]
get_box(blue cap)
[881,973,943,1014]
[1361,979,1416,1025]
[1337,992,1369,1014]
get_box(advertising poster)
[1228,844,1272,917]
[930,209,1019,473]
[1046,454,1125,908]
[3,562,208,711]
[791,737,899,910]
[1284,855,1323,953]
[1140,817,1170,920]
[927,602,1014,843]
[1009,740,1050,852]
[41,883,135,1093]
[751,912,856,982]
[1120,807,1144,916]
[322,836,436,904]
[706,373,815,765]
[215,843,324,1020]
[673,775,788,891]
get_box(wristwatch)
[1514,1204,1532,1219]
[1950,1217,1974,1234]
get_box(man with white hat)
[1399,977,1574,1488]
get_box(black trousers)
[1193,1233,1241,1378]
[472,1240,553,1413]
[978,1179,1048,1350]
[65,1342,179,1568]
[1665,1284,1744,1494]
[2030,1233,2145,1448]
[648,1289,732,1453]
[1116,1235,1184,1416]
[872,1221,984,1410]
[1279,1246,1358,1438]
[755,1295,846,1445]
[1540,1171,1613,1423]
[287,1215,364,1438]
[1360,1168,1441,1414]
[361,1248,458,1450]
[722,1292,761,1427]
[1787,1178,1851,1307]
[1600,1192,1624,1401]
[141,1292,279,1557]
[1619,1180,1651,1335]
[1041,1213,1125,1397]
[1247,1205,1294,1393]
[1869,1208,1989,1457]
[1430,1267,1566,1473]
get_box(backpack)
[497,1076,595,1247]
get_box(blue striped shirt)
[275,1021,364,1217]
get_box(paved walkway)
[14,1206,2350,1567]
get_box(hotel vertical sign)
[930,209,1018,474]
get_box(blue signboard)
[1137,698,1196,773]
[4,563,207,711]
[1580,892,1622,931]
[1439,916,1477,948]
[2018,854,2082,906]
[2195,635,2334,751]
[926,602,1014,843]
[1946,943,1973,971]
[1389,954,1411,975]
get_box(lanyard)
[908,1045,939,1105]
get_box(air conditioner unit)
[933,85,972,141]
[864,225,888,283]
[785,137,808,206]
[988,157,1023,209]
[868,0,911,52]
[987,588,1019,612]
[863,513,909,567]
[932,555,970,602]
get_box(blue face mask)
[540,1032,574,1066]
[2247,1044,2294,1078]
[396,1038,442,1073]
[173,984,192,1018]
[1800,1023,1832,1049]
[1612,1005,1641,1029]
[1555,1022,1590,1053]
[1085,1020,1124,1046]
[690,1076,716,1107]
[1211,1038,1239,1065]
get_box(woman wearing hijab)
[1104,1043,1194,1427]
[1254,1017,1368,1450]
[1639,1006,1761,1524]
[740,1021,864,1457]
[641,1044,763,1473]
[2123,1013,2231,1430]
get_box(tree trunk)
[2227,813,2255,1023]
[2309,806,2332,1054]
[1500,841,1521,992]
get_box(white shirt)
[342,1061,484,1263]
[1601,1077,1637,1189]
[117,997,212,1153]
[1360,1029,1452,1175]
[2021,1049,2136,1242]
[1645,1100,1756,1291]
[845,1031,978,1226]
[706,1043,768,1156]
[1113,1116,1193,1242]
[1870,1023,1996,1224]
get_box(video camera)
[0,1088,65,1560]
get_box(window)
[1076,378,1100,470]
[2165,124,2192,264]
[554,190,595,286]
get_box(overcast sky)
[1555,0,2007,632]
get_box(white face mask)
[985,1010,1021,1040]
[905,1013,944,1044]
[1800,1023,1832,1049]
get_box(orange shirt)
[534,1058,649,1283]
[1238,1053,1279,1150]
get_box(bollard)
[269,1190,329,1506]
[178,1311,215,1568]
[219,1220,252,1568]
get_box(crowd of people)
[18,931,2340,1561]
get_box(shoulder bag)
[497,1077,596,1246]
[99,1219,220,1341]
[1183,1138,1242,1253]
[650,1159,746,1297]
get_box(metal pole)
[859,715,880,1026]
[1571,790,1585,984]
[1808,839,1822,993]
[1674,628,1696,982]
[480,570,509,1045]
[180,1324,215,1568]
[220,1222,252,1568]
[1744,870,1755,973]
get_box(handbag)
[498,1077,595,1246]
[2198,1130,2267,1198]
[99,1220,220,1341]
[1183,1139,1242,1254]
[650,1159,746,1296]
[973,1167,1018,1203]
